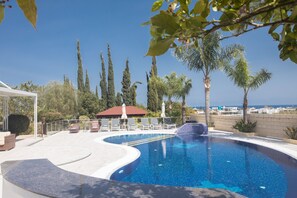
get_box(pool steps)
[122,134,175,146]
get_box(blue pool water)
[105,134,297,198]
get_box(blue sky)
[0,1,296,107]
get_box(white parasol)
[121,103,127,119]
[161,101,166,118]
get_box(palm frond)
[249,69,272,90]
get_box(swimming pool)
[104,134,297,198]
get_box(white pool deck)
[1,129,297,197]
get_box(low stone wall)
[191,114,297,138]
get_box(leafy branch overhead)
[0,0,37,28]
[146,0,297,64]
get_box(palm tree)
[164,72,181,115]
[174,32,242,126]
[176,75,192,124]
[224,54,272,124]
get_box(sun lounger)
[69,124,80,133]
[127,118,137,131]
[90,121,99,132]
[164,118,176,129]
[0,132,15,151]
[111,118,121,131]
[100,119,109,131]
[151,118,162,130]
[140,118,150,130]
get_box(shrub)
[79,115,90,121]
[208,122,215,127]
[233,119,257,133]
[39,111,63,122]
[8,114,30,136]
[284,127,297,140]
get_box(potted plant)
[233,119,256,137]
[284,127,297,144]
[208,122,215,131]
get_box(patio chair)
[127,118,137,131]
[140,118,150,130]
[111,118,121,131]
[151,117,162,130]
[90,121,99,132]
[164,118,176,129]
[69,124,80,133]
[0,132,15,151]
[100,119,109,132]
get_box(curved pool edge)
[1,159,246,198]
[91,130,297,181]
[92,130,175,179]
[208,131,297,160]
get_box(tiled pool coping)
[1,159,245,198]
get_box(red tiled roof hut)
[96,106,147,118]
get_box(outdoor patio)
[1,129,297,197]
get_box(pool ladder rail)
[122,135,175,147]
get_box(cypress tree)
[115,92,122,106]
[150,56,158,77]
[77,41,84,92]
[147,79,158,112]
[130,81,141,106]
[130,86,136,106]
[99,53,108,109]
[151,56,162,110]
[95,86,99,99]
[146,72,150,109]
[147,56,159,112]
[85,70,90,93]
[107,44,116,108]
[121,59,131,105]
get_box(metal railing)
[44,117,182,133]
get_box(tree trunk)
[182,96,186,124]
[204,77,210,126]
[169,98,172,116]
[243,92,248,124]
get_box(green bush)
[8,114,30,136]
[284,127,297,140]
[233,119,257,133]
[79,115,90,121]
[39,111,63,122]
[146,110,161,118]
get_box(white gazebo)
[0,81,38,138]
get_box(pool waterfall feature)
[176,123,208,141]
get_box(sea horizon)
[193,104,297,109]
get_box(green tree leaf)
[151,11,180,35]
[152,0,164,12]
[268,23,279,34]
[146,38,175,56]
[0,6,4,24]
[141,20,151,26]
[271,32,280,41]
[192,0,205,15]
[289,6,297,20]
[16,0,37,28]
[289,51,297,64]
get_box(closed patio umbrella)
[161,102,166,118]
[121,103,127,119]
